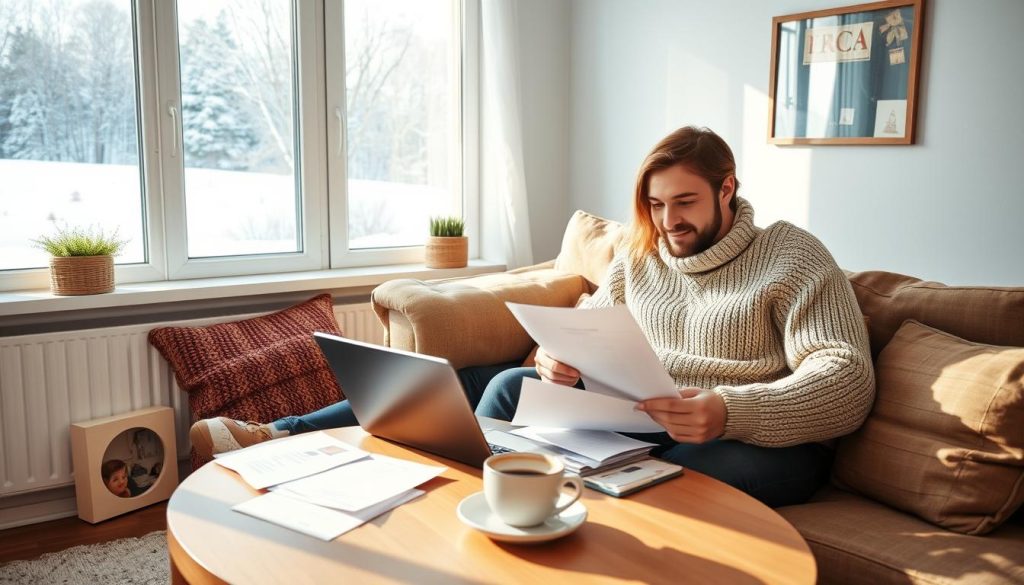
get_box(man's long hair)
[625,126,741,261]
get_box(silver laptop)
[312,332,534,467]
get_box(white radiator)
[0,303,382,498]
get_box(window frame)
[325,0,477,268]
[0,0,478,293]
[153,0,326,280]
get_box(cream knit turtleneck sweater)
[582,197,875,447]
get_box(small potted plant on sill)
[426,216,468,269]
[32,225,128,295]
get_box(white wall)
[517,0,572,262]
[566,0,1024,286]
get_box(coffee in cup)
[483,452,583,527]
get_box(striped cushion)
[833,320,1024,535]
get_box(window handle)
[334,106,346,157]
[167,103,179,157]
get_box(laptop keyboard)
[488,443,516,455]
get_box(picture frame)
[768,0,925,145]
[70,406,178,523]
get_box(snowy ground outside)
[0,159,451,271]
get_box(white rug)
[0,531,168,585]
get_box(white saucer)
[456,492,587,544]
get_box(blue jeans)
[476,367,833,508]
[273,361,521,434]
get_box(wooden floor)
[0,502,168,564]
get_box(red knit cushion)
[148,294,345,463]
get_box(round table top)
[167,427,816,585]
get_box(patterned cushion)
[149,294,345,465]
[832,320,1024,535]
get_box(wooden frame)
[768,0,925,145]
[70,406,178,523]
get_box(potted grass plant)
[32,225,128,295]
[425,216,468,269]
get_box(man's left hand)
[636,388,727,444]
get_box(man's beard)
[663,197,723,258]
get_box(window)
[176,1,301,259]
[341,0,461,251]
[0,0,146,272]
[0,0,474,290]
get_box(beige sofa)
[371,211,1024,584]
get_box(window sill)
[0,260,506,318]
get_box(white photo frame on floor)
[70,406,178,523]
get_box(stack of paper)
[214,431,368,489]
[234,490,424,542]
[216,432,446,541]
[509,427,657,475]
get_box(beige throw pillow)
[833,320,1024,535]
[553,210,623,289]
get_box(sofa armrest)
[371,265,588,369]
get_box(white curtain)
[481,0,534,268]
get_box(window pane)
[177,1,300,258]
[345,0,460,250]
[0,0,145,271]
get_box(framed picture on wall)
[768,0,925,145]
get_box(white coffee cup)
[483,452,583,527]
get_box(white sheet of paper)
[511,426,657,463]
[233,489,424,541]
[214,431,368,490]
[505,303,676,401]
[511,377,664,432]
[270,454,445,512]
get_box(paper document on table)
[214,431,368,490]
[505,303,676,401]
[510,427,657,463]
[270,454,445,512]
[511,377,663,432]
[233,489,424,541]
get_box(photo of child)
[100,427,164,498]
[101,459,132,497]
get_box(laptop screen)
[313,333,494,467]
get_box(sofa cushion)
[149,294,344,458]
[832,320,1024,535]
[777,487,1024,585]
[846,271,1024,359]
[370,269,589,369]
[554,210,623,289]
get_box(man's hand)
[636,388,727,443]
[534,346,580,386]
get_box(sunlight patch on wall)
[740,85,811,229]
[665,48,731,135]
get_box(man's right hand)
[534,346,581,386]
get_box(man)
[474,126,875,506]
[192,126,874,508]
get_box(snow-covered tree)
[180,16,258,171]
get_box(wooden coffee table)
[167,426,816,584]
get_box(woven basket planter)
[49,255,115,295]
[425,236,468,269]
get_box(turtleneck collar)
[657,196,758,274]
